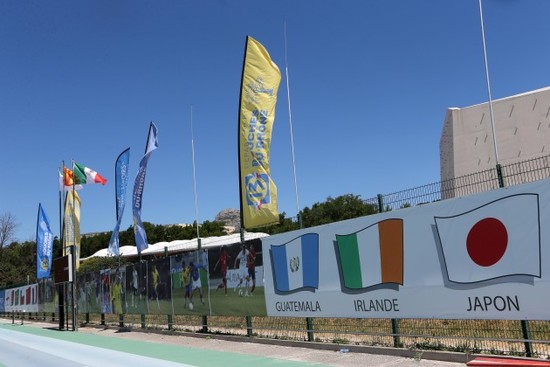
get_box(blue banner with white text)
[132,122,158,253]
[36,204,54,279]
[109,148,130,256]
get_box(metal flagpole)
[478,0,500,165]
[70,160,77,331]
[189,106,210,315]
[284,22,302,229]
[58,164,65,330]
[190,106,201,267]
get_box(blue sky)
[2,0,550,242]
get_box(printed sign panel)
[263,178,550,320]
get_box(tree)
[0,212,18,249]
[300,194,378,228]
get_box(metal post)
[377,194,384,213]
[521,320,533,357]
[306,317,314,342]
[100,313,105,326]
[496,163,505,188]
[119,314,124,328]
[246,316,253,337]
[71,245,77,331]
[391,318,402,347]
[201,315,208,333]
[167,314,173,331]
[141,314,146,329]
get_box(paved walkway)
[0,319,466,367]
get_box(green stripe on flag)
[336,233,362,289]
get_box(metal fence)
[367,154,550,211]
[3,155,550,360]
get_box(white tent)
[80,231,269,260]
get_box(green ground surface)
[0,321,326,367]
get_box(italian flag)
[335,219,403,290]
[74,162,107,185]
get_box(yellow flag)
[63,190,81,269]
[238,36,281,229]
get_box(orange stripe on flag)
[379,219,404,284]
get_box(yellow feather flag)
[238,36,281,229]
[63,190,81,269]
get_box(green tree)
[300,194,378,228]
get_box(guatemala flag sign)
[36,204,54,279]
[270,233,319,293]
[108,147,130,256]
[132,122,158,253]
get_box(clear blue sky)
[2,0,550,242]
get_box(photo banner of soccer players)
[0,237,257,317]
[262,178,550,321]
[15,240,269,317]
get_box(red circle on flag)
[466,217,508,267]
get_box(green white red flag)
[73,162,107,185]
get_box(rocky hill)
[215,208,241,230]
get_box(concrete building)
[440,87,550,194]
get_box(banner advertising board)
[262,178,550,320]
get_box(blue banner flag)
[108,148,130,256]
[36,204,54,279]
[132,122,159,253]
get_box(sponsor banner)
[133,123,158,253]
[263,178,550,320]
[3,284,39,313]
[36,204,54,279]
[238,36,281,228]
[108,147,130,256]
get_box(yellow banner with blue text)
[238,36,281,229]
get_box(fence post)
[306,317,315,342]
[246,316,253,337]
[201,315,208,333]
[391,318,402,347]
[167,314,173,331]
[85,313,89,324]
[377,194,384,213]
[496,163,505,188]
[100,313,105,326]
[520,320,533,357]
[119,314,124,328]
[140,314,146,329]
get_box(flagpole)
[189,105,212,316]
[284,22,302,229]
[70,160,77,331]
[190,106,201,244]
[61,161,67,330]
[478,0,500,166]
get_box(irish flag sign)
[262,178,550,320]
[335,219,403,290]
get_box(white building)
[440,87,550,191]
